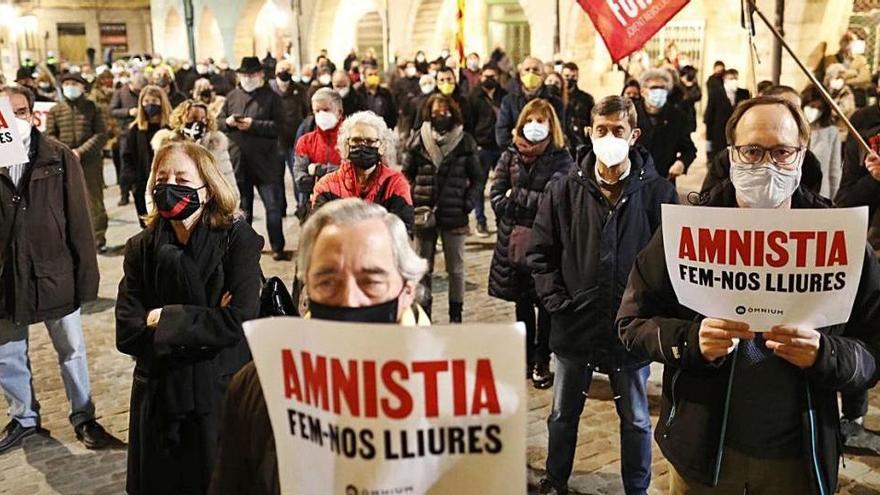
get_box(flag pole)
[746,0,871,155]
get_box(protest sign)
[577,0,690,62]
[244,318,527,495]
[662,204,868,330]
[32,101,56,133]
[0,96,30,167]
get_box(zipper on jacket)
[805,384,828,495]
[664,368,683,428]
[712,345,739,486]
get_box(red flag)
[577,0,690,63]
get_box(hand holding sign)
[764,325,821,369]
[699,318,754,362]
[865,152,880,181]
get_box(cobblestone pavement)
[0,160,879,495]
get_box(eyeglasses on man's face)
[731,144,803,168]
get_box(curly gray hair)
[638,68,673,90]
[296,198,428,285]
[336,110,396,160]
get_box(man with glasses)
[617,95,880,494]
[0,86,112,453]
[495,56,565,149]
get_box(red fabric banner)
[577,0,690,62]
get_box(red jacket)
[293,123,342,195]
[312,161,414,232]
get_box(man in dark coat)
[703,68,750,164]
[357,65,397,130]
[466,63,507,236]
[529,96,677,495]
[109,73,147,206]
[0,86,111,453]
[495,56,566,149]
[618,96,880,495]
[270,60,310,215]
[636,68,697,180]
[561,62,595,156]
[218,56,287,260]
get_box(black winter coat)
[495,87,566,149]
[617,181,880,494]
[121,124,165,187]
[564,87,595,154]
[403,128,481,230]
[838,122,880,252]
[528,146,677,369]
[635,99,697,177]
[703,87,750,150]
[488,144,573,302]
[0,130,99,325]
[466,85,507,149]
[218,85,285,185]
[358,86,397,129]
[115,218,264,495]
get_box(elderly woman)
[152,99,239,201]
[294,87,345,217]
[192,77,225,121]
[122,84,172,226]
[312,110,414,231]
[403,94,480,323]
[489,98,573,389]
[208,199,428,494]
[116,141,263,494]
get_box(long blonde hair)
[132,84,172,131]
[513,98,565,147]
[169,99,217,133]
[144,141,239,229]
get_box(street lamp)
[182,0,196,65]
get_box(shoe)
[0,420,38,454]
[475,222,490,238]
[538,478,568,495]
[449,302,463,324]
[842,418,880,454]
[96,244,108,255]
[117,195,129,206]
[272,251,288,261]
[531,362,554,390]
[74,420,111,449]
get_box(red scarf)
[513,135,551,164]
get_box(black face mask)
[545,85,562,98]
[481,78,498,90]
[182,121,207,141]
[309,297,399,323]
[432,115,454,134]
[157,78,171,88]
[277,71,292,82]
[348,145,381,170]
[199,90,212,99]
[144,104,162,118]
[153,183,205,220]
[565,78,578,90]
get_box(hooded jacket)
[617,180,880,494]
[528,145,677,369]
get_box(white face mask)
[16,117,32,149]
[803,106,821,124]
[830,78,845,91]
[729,153,802,208]
[240,76,262,92]
[851,39,866,55]
[592,134,631,167]
[405,67,417,78]
[420,83,435,95]
[724,79,738,93]
[318,74,332,86]
[314,110,339,131]
[336,86,350,98]
[522,121,549,142]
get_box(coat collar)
[574,144,659,195]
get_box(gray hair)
[337,110,395,159]
[639,68,673,90]
[311,87,342,112]
[297,198,428,285]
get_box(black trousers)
[516,300,550,367]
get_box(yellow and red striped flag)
[455,0,465,61]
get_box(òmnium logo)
[735,305,783,316]
[343,484,415,495]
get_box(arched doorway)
[163,6,188,59]
[486,0,530,64]
[355,11,386,70]
[409,0,445,57]
[234,0,291,62]
[197,7,225,61]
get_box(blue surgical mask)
[647,88,668,108]
[62,85,82,100]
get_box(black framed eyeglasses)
[349,137,380,147]
[732,144,804,166]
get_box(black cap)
[237,56,263,74]
[59,73,88,86]
[15,66,33,81]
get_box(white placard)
[662,204,868,330]
[244,317,527,495]
[0,96,30,167]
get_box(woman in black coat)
[403,94,481,323]
[122,84,172,226]
[115,141,264,495]
[488,99,574,389]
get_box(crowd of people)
[0,33,879,495]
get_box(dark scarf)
[513,134,551,164]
